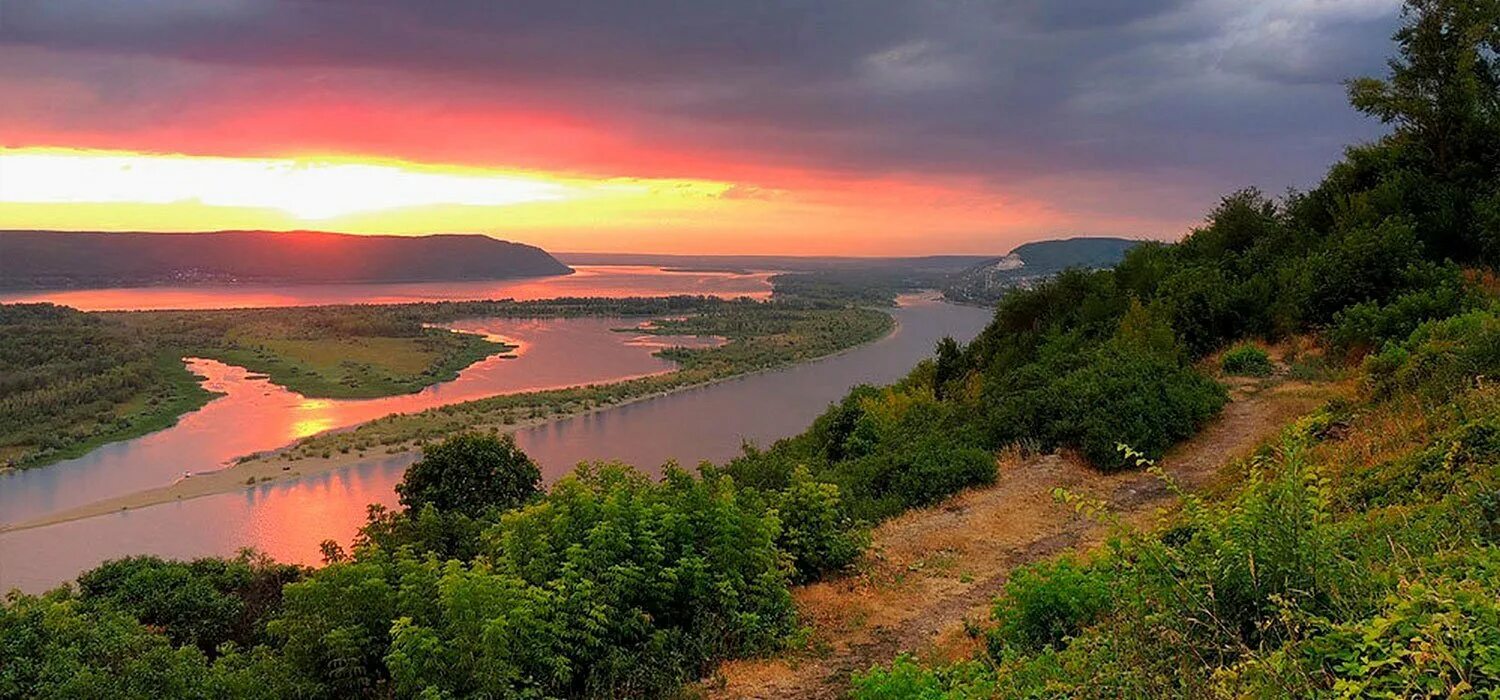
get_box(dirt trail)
[703,375,1342,699]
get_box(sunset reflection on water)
[0,265,773,311]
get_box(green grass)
[199,329,510,399]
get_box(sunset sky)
[0,1,1401,255]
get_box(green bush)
[851,654,997,700]
[1283,572,1500,697]
[76,553,302,655]
[987,344,1228,471]
[774,467,869,582]
[395,432,540,517]
[987,555,1113,654]
[1220,344,1273,376]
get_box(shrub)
[1295,574,1500,697]
[987,554,1113,654]
[75,552,302,654]
[1220,344,1273,376]
[851,655,997,700]
[1366,308,1500,400]
[774,467,868,582]
[395,432,540,517]
[988,344,1228,471]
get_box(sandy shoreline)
[1,309,907,533]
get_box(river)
[0,265,773,311]
[0,296,991,592]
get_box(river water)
[0,295,991,592]
[0,265,773,311]
[0,317,718,526]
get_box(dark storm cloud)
[1,0,1404,207]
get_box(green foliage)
[1294,570,1500,697]
[987,555,1113,654]
[76,552,303,654]
[257,462,798,698]
[851,655,998,700]
[724,380,999,525]
[0,304,216,469]
[1366,306,1500,400]
[1221,344,1273,377]
[773,467,868,582]
[0,589,314,699]
[985,342,1227,470]
[1346,0,1500,262]
[1329,264,1475,355]
[395,432,541,518]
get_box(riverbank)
[2,306,903,532]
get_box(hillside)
[0,230,571,289]
[942,236,1140,304]
[1,3,1496,698]
[553,252,995,273]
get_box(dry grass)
[705,372,1347,699]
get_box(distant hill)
[555,252,994,273]
[943,237,1141,304]
[0,231,572,290]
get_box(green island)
[5,5,1500,697]
[251,303,893,465]
[0,295,892,471]
[0,304,510,469]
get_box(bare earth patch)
[702,374,1347,699]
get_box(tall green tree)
[1347,0,1500,260]
[395,432,541,517]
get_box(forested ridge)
[3,1,1499,697]
[0,230,570,289]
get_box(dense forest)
[0,230,570,289]
[0,305,217,469]
[2,1,1498,697]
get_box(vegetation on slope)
[847,0,1500,695]
[1,2,1495,697]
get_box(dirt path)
[702,376,1343,699]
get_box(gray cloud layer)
[2,0,1403,225]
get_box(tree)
[395,433,541,517]
[933,336,963,399]
[1347,0,1500,260]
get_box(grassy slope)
[842,327,1500,697]
[707,349,1346,697]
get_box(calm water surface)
[0,296,991,592]
[0,317,713,526]
[0,265,772,311]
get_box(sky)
[0,0,1403,255]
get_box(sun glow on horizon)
[0,146,1103,255]
[0,148,733,221]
